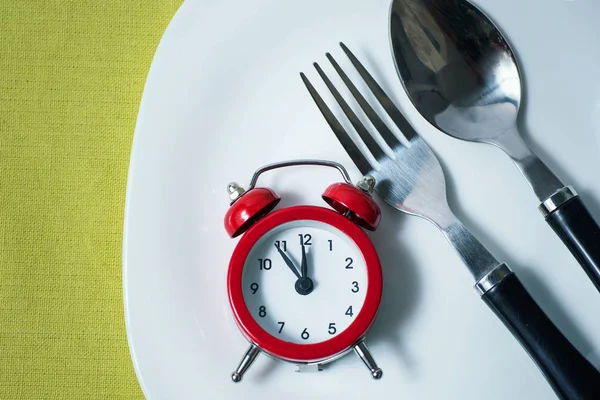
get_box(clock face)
[242,219,367,345]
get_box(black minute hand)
[274,244,301,279]
[300,244,308,278]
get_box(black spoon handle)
[480,267,600,400]
[542,189,600,293]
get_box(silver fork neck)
[440,217,500,282]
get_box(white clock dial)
[242,219,367,345]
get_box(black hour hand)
[275,244,301,279]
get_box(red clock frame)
[227,205,383,363]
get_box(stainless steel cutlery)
[389,0,600,293]
[301,42,600,400]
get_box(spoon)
[389,0,600,295]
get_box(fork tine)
[340,42,417,142]
[312,62,386,162]
[300,72,373,175]
[326,52,402,149]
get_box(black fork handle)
[479,266,600,400]
[543,193,600,293]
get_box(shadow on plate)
[252,355,281,381]
[366,202,422,375]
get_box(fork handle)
[479,266,600,400]
[541,189,600,293]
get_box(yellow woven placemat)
[0,1,182,398]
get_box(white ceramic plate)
[124,0,600,398]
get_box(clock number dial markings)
[345,305,354,317]
[298,233,312,246]
[242,221,367,344]
[345,257,353,269]
[259,258,272,270]
[301,328,310,340]
[328,323,337,335]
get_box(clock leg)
[231,343,261,383]
[353,340,383,379]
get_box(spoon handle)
[541,187,600,293]
[480,268,600,399]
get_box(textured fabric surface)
[0,1,182,398]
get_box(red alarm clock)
[224,160,383,382]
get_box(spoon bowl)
[390,0,522,143]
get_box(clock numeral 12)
[298,234,312,246]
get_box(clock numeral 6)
[351,281,359,293]
[250,282,259,294]
[258,306,266,318]
[328,323,337,335]
[301,328,310,340]
[258,258,272,270]
[298,234,312,246]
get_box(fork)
[301,43,600,399]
